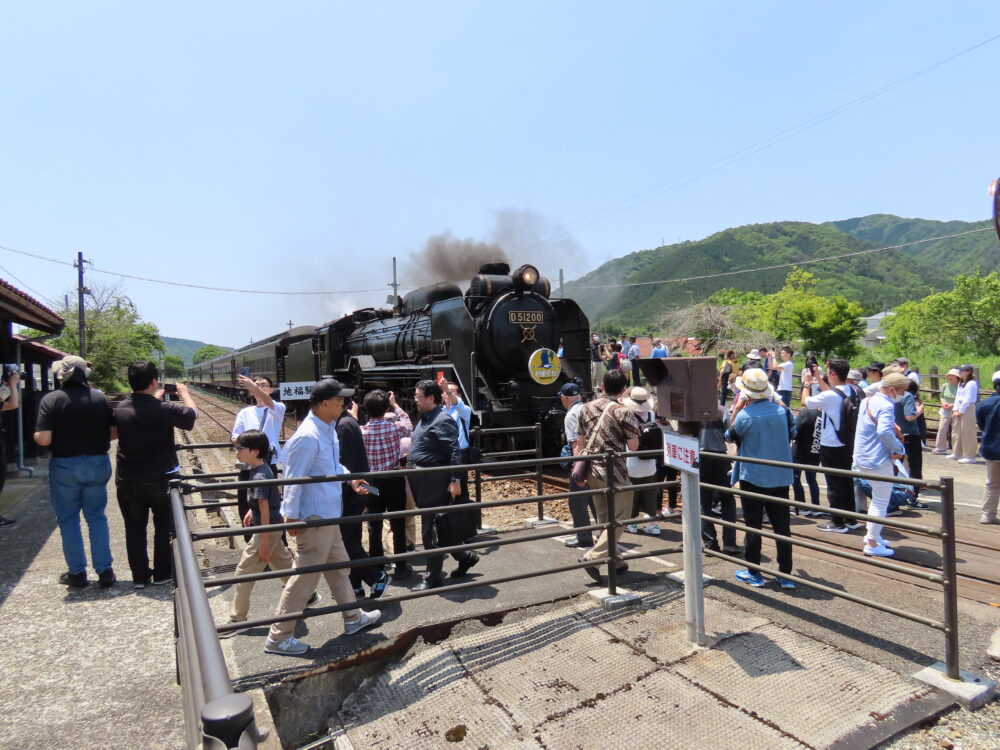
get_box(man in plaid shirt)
[361,390,414,578]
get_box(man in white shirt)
[896,358,921,385]
[775,346,795,406]
[559,383,593,548]
[232,375,286,468]
[804,358,862,533]
[265,379,380,656]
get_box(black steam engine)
[188,263,591,453]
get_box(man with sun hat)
[725,369,796,589]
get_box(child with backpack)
[226,430,296,630]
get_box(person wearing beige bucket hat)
[622,387,662,535]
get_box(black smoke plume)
[407,232,510,286]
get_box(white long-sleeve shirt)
[953,380,980,415]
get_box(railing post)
[676,421,707,647]
[534,422,544,521]
[473,427,483,531]
[939,476,960,680]
[606,452,618,596]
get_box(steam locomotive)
[186,263,591,451]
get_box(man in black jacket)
[337,401,390,599]
[114,361,197,588]
[408,379,478,591]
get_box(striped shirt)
[361,407,413,472]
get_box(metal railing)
[170,480,267,750]
[471,424,545,521]
[170,440,964,747]
[695,449,960,679]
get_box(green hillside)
[161,336,232,366]
[566,214,994,332]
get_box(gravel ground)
[877,692,1000,749]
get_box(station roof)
[0,278,64,334]
[12,334,72,362]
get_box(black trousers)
[116,476,173,583]
[903,434,923,498]
[739,481,792,574]
[410,471,473,581]
[365,474,408,561]
[341,491,382,588]
[819,444,854,526]
[699,456,735,549]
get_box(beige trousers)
[951,412,978,459]
[230,531,294,621]
[983,460,1000,521]
[582,474,633,569]
[267,518,360,641]
[934,408,953,453]
[404,478,418,546]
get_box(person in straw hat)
[725,369,796,589]
[34,356,117,589]
[622,386,662,535]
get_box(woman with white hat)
[623,386,662,535]
[933,368,961,455]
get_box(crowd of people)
[16,340,1000,654]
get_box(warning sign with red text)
[664,432,700,474]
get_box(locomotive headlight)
[513,264,540,290]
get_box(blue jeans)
[49,455,113,574]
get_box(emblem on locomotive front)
[527,348,561,385]
[520,325,537,343]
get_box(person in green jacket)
[932,368,960,455]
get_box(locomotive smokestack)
[407,231,510,286]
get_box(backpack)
[637,414,662,451]
[833,384,863,445]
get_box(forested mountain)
[161,336,232,366]
[565,214,995,332]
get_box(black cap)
[958,364,975,372]
[868,361,885,373]
[558,382,581,397]
[309,378,355,403]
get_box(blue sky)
[1,2,997,347]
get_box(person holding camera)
[114,361,197,588]
[0,365,21,530]
[34,356,116,588]
[231,375,286,541]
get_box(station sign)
[664,431,700,474]
[279,381,315,401]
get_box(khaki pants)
[590,361,604,391]
[934,408,953,453]
[230,531,294,621]
[267,518,360,641]
[952,412,978,459]
[582,474,633,569]
[983,460,1000,521]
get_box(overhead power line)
[0,243,387,296]
[518,32,1000,251]
[568,227,993,290]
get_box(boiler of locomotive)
[468,264,557,378]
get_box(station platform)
[2,455,999,749]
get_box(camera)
[2,365,18,383]
[163,383,178,393]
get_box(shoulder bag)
[571,401,614,487]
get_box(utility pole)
[287,320,293,332]
[558,268,564,299]
[74,251,88,358]
[388,256,399,301]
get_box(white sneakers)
[643,524,661,535]
[264,636,309,656]
[958,458,978,464]
[344,609,382,635]
[863,543,895,557]
[264,609,383,655]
